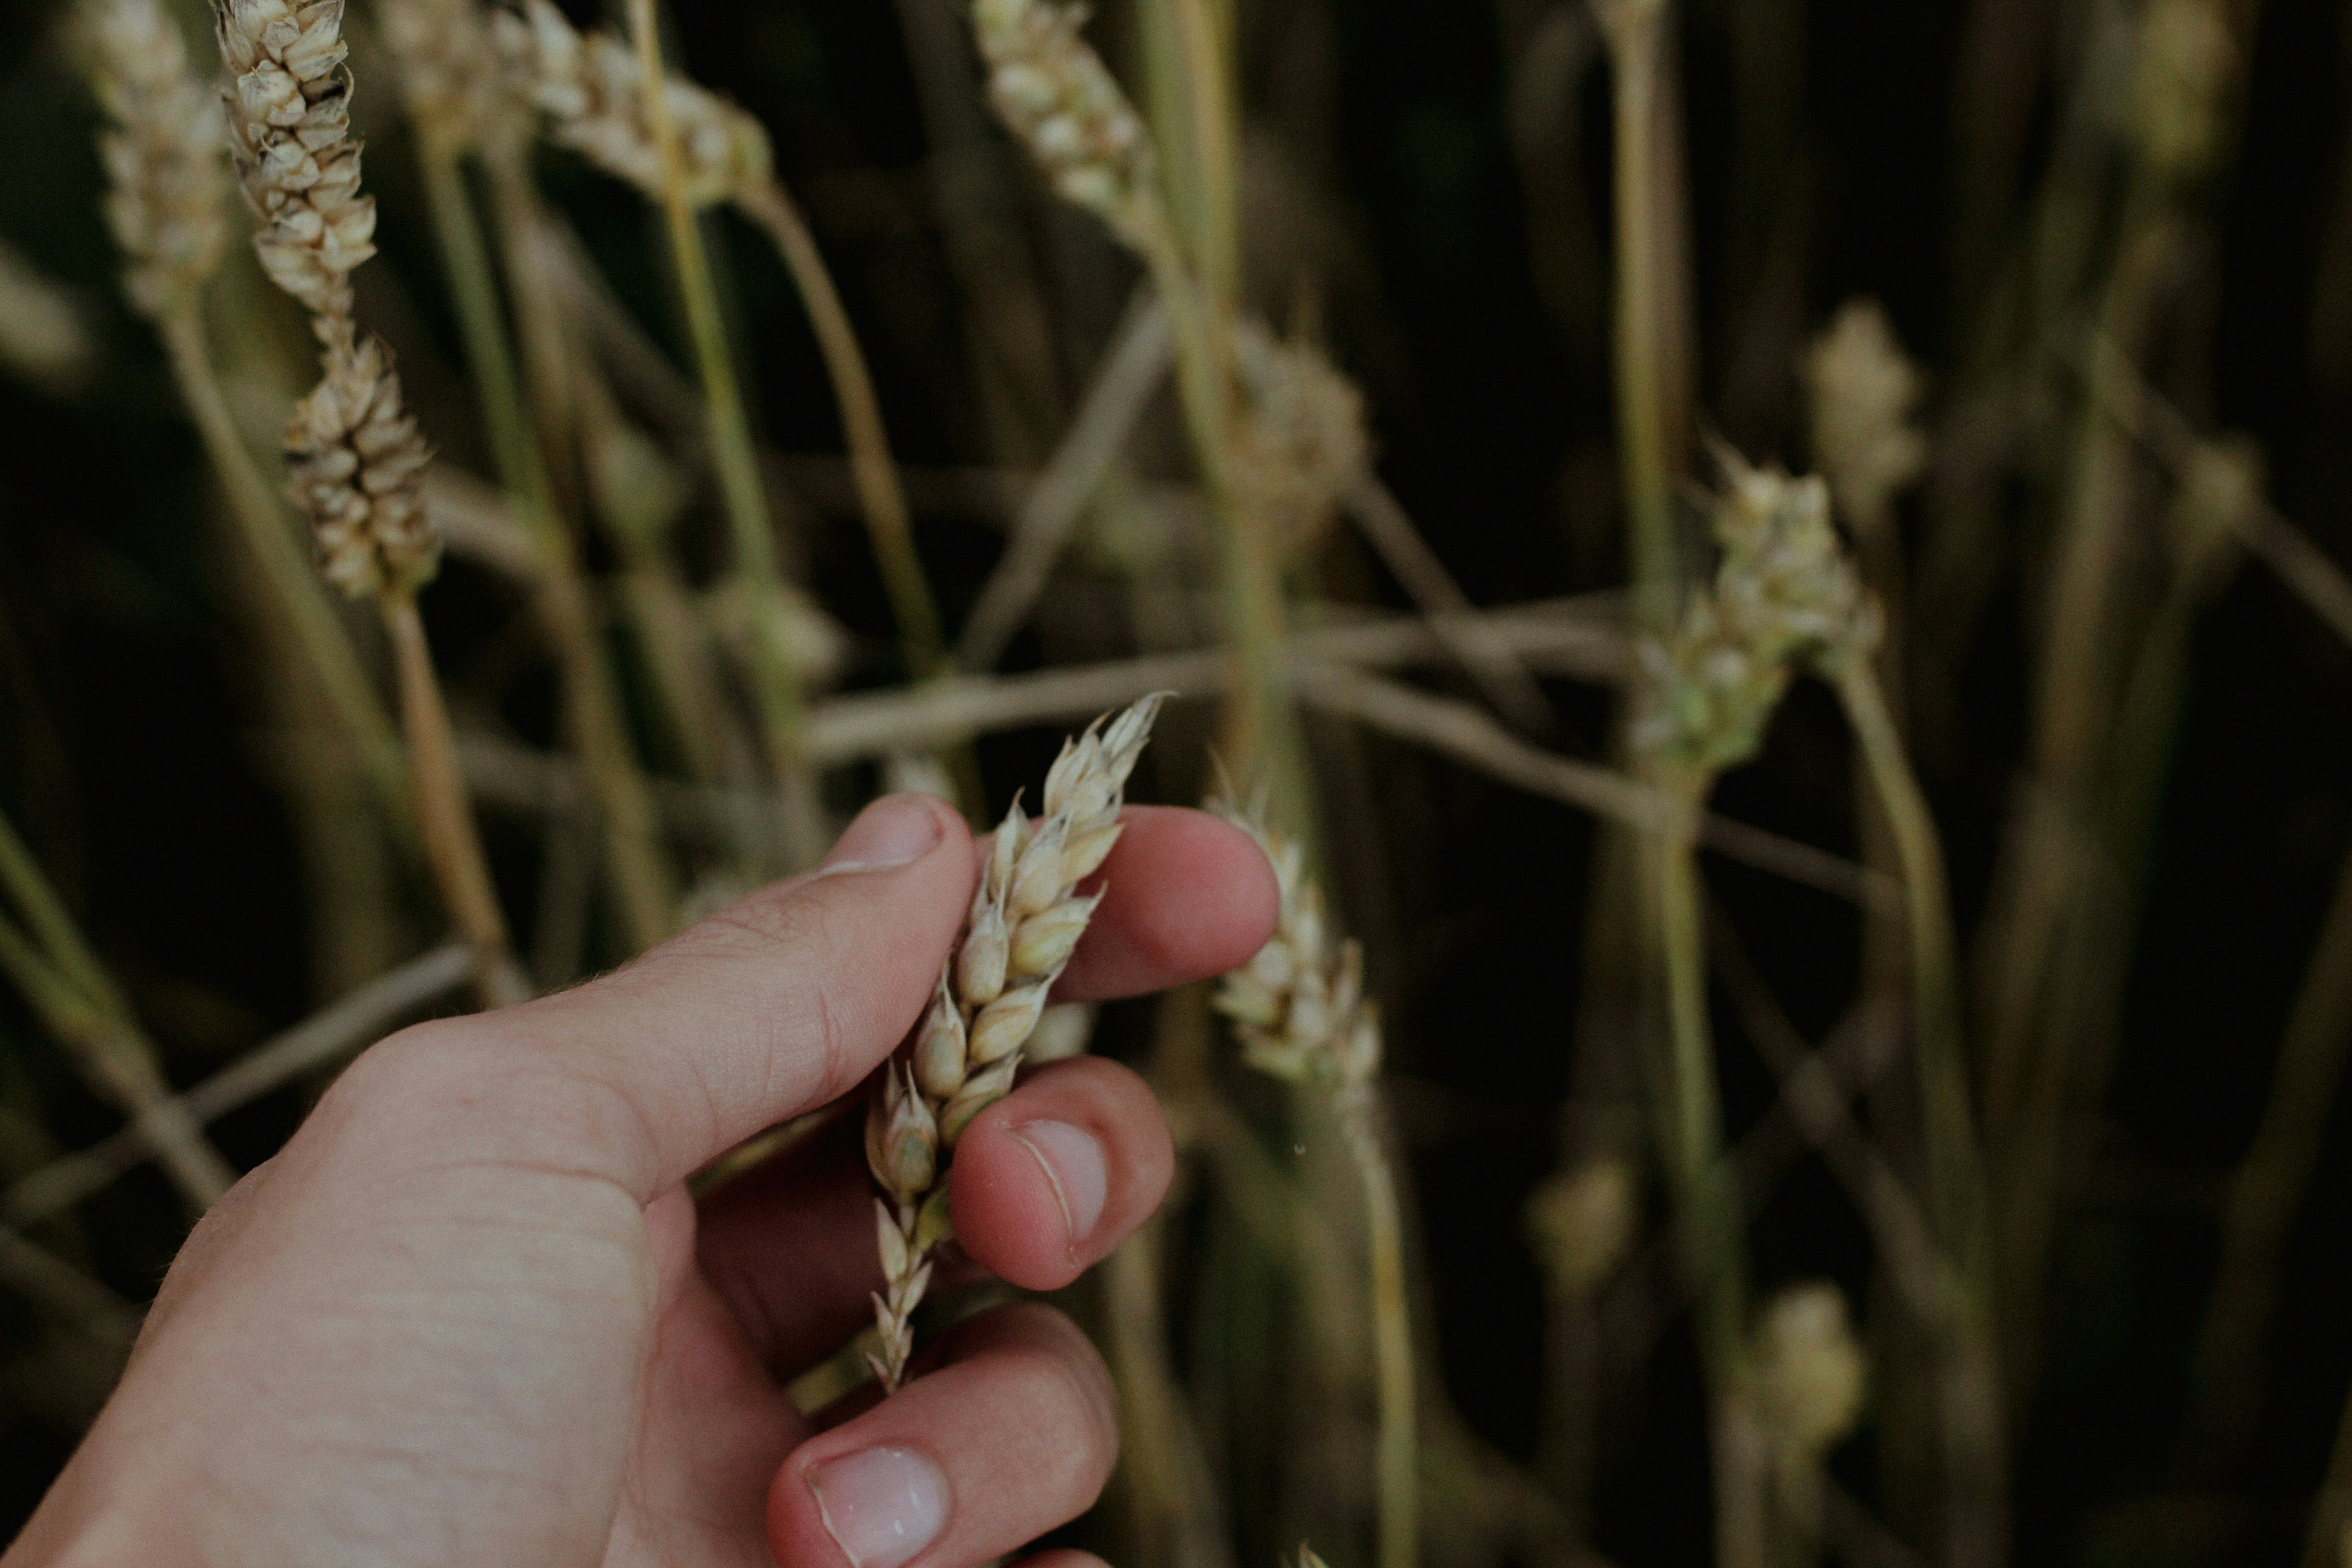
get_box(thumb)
[412,793,975,1197]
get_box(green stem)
[1598,0,1680,636]
[417,143,678,954]
[627,0,818,868]
[1650,784,1763,1568]
[731,181,946,681]
[1343,1094,1421,1568]
[0,816,236,1211]
[156,309,412,838]
[1837,657,2008,1568]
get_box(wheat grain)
[81,0,229,323]
[864,694,1165,1390]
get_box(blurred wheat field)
[8,0,2352,1562]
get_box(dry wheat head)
[1752,1281,1868,1468]
[865,695,1166,1390]
[83,0,229,321]
[287,325,441,598]
[1209,794,1382,1104]
[493,0,771,208]
[376,0,501,154]
[970,0,1157,246]
[1637,448,1874,780]
[216,0,377,320]
[1230,321,1371,566]
[1803,299,1926,538]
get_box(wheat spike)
[286,326,441,598]
[81,0,229,322]
[376,0,501,152]
[1229,321,1372,567]
[216,0,378,320]
[1209,794,1381,1103]
[215,0,445,601]
[969,0,1157,245]
[1636,446,1875,780]
[863,694,1166,1391]
[1803,299,1926,539]
[493,0,770,208]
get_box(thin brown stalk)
[730,180,946,679]
[1,942,475,1230]
[0,813,237,1213]
[1341,473,1556,734]
[956,289,1173,672]
[381,593,531,1008]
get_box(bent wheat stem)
[0,807,237,1212]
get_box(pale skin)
[5,793,1279,1568]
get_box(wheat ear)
[216,0,528,1007]
[79,0,413,833]
[864,695,1165,1391]
[1210,796,1418,1568]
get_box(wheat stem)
[1595,0,1679,635]
[0,811,237,1212]
[731,181,946,680]
[156,308,412,833]
[381,592,531,1008]
[1835,657,2008,1568]
[622,0,819,867]
[415,144,679,951]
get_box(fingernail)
[807,1446,949,1568]
[821,795,943,875]
[1013,1119,1108,1252]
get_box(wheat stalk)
[1210,794,1417,1568]
[970,0,1305,815]
[376,0,682,955]
[495,0,948,691]
[864,695,1165,1391]
[216,0,528,1007]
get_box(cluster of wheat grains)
[1209,796,1416,1568]
[866,695,1163,1390]
[214,0,526,1006]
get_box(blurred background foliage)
[8,0,2352,1563]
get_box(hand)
[6,793,1277,1568]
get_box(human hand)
[5,793,1277,1568]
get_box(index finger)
[1041,805,1279,1003]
